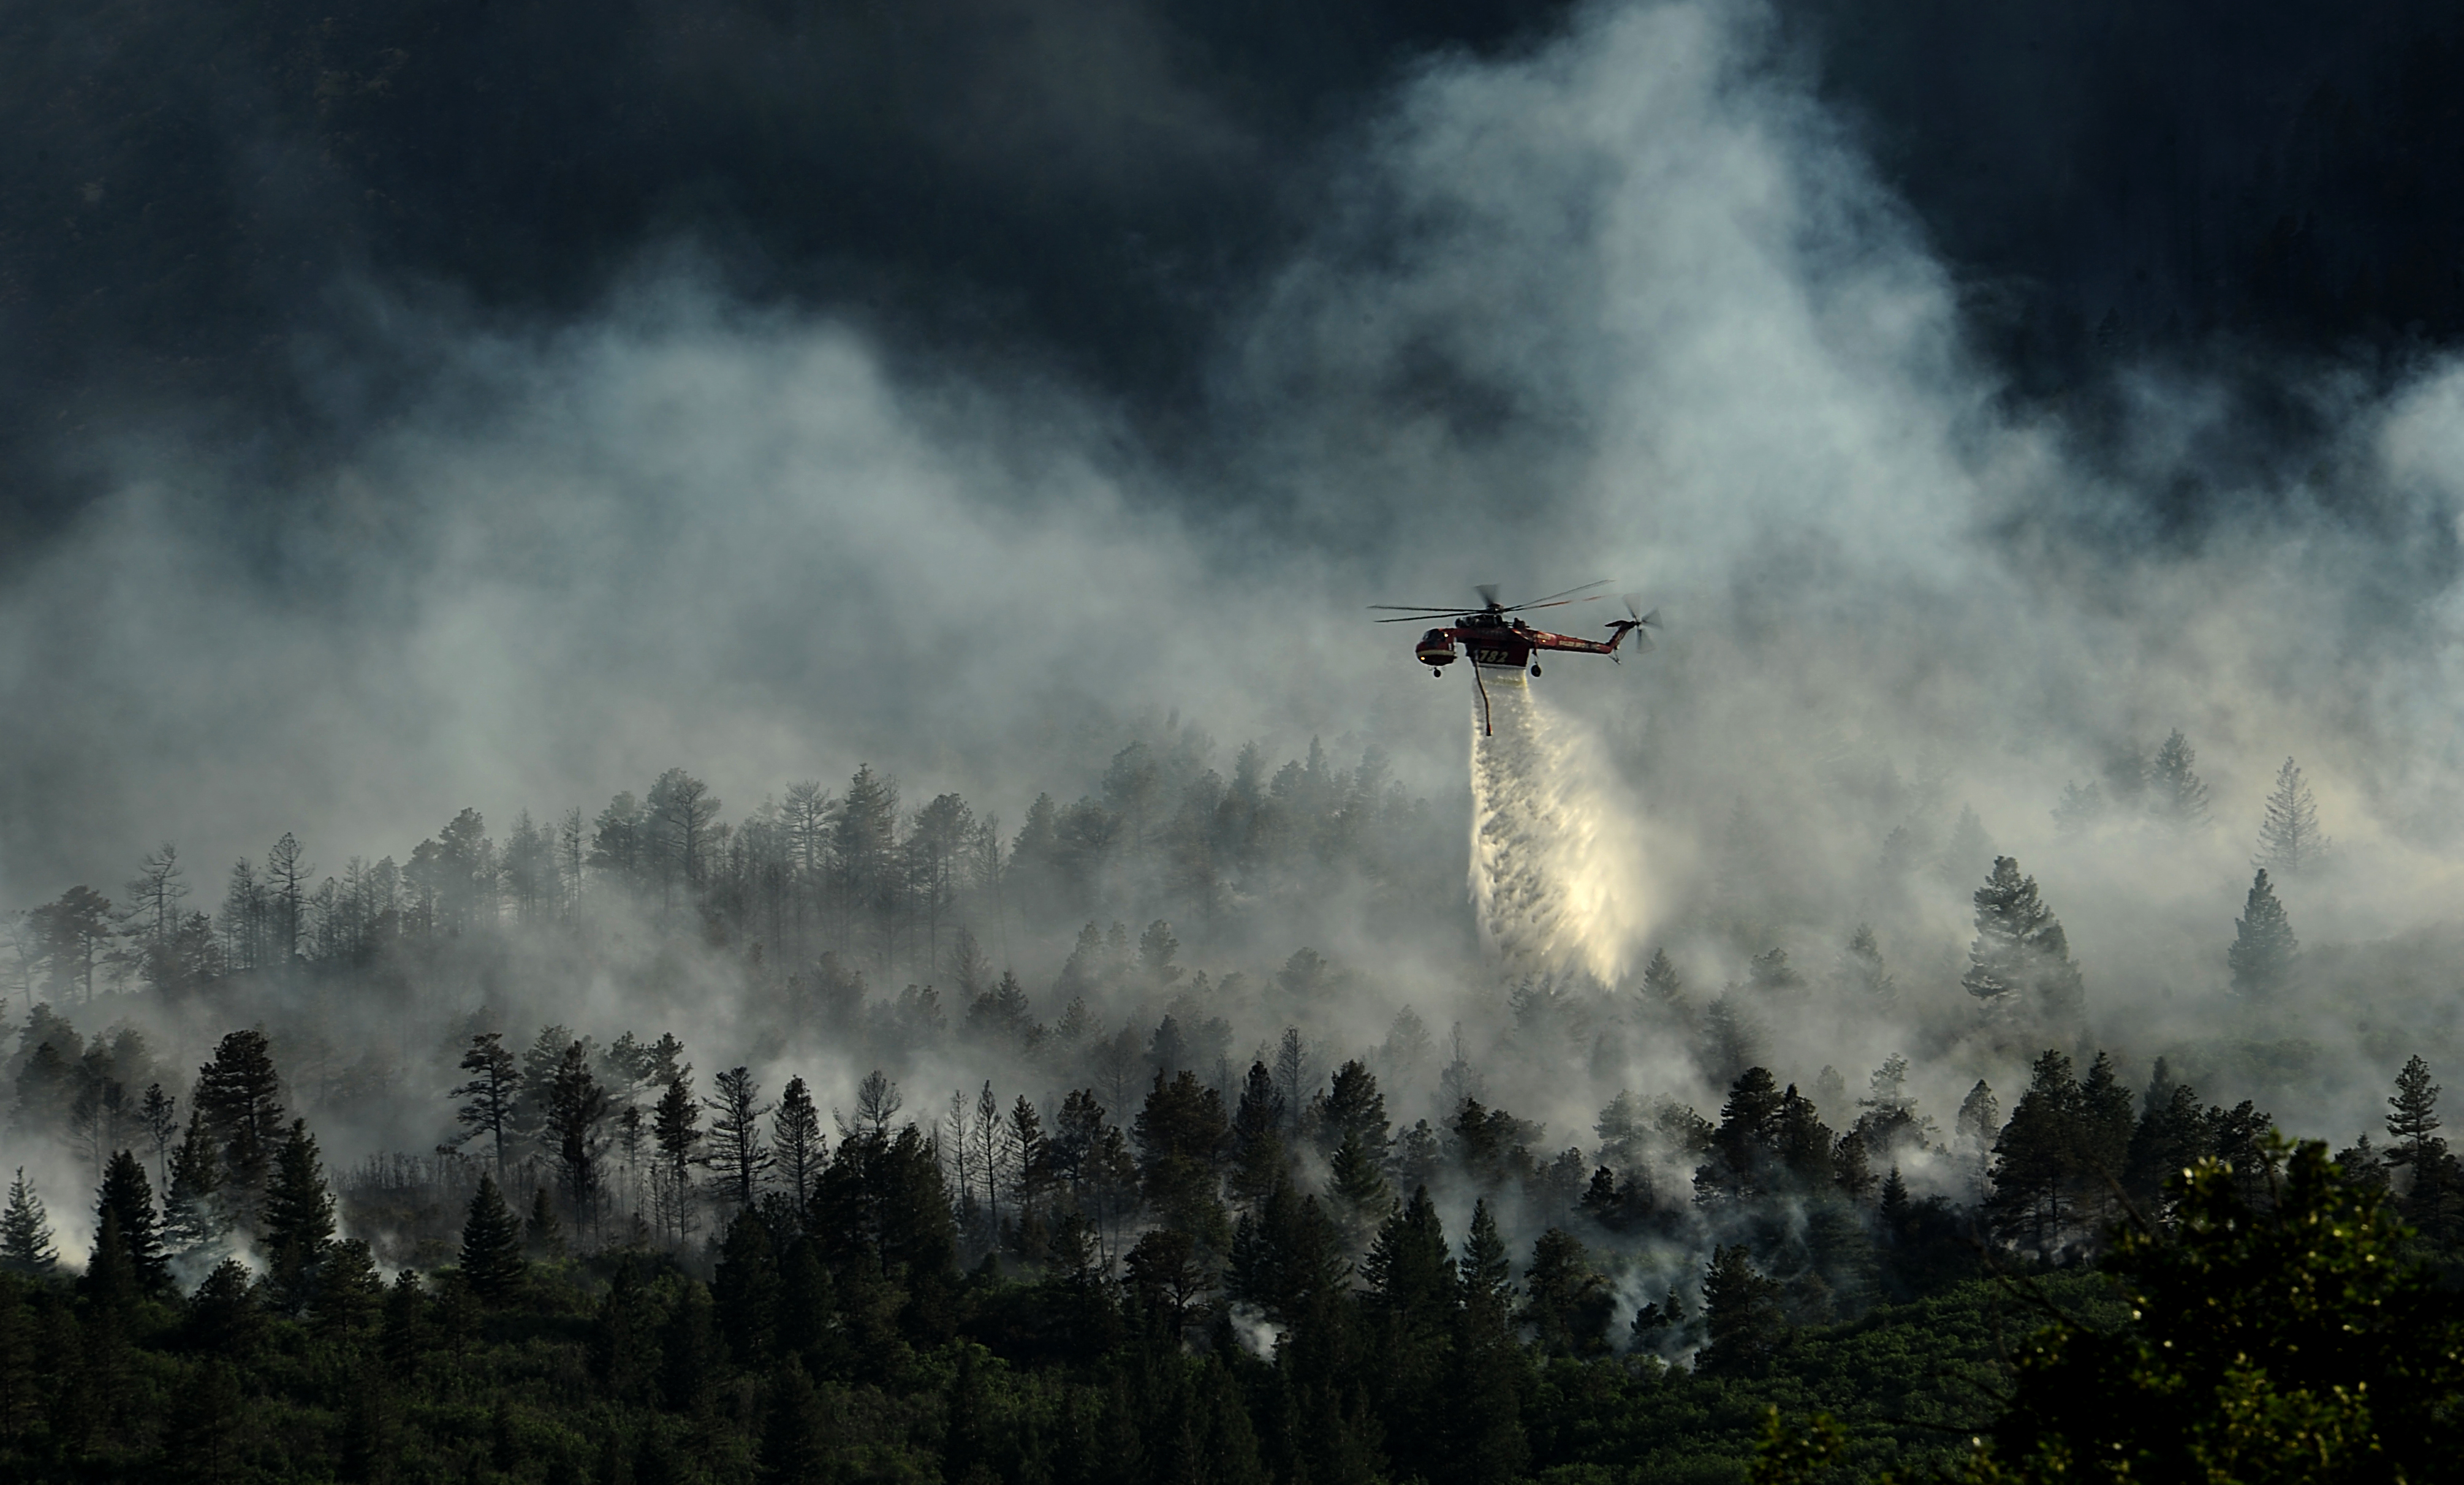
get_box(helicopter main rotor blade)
[1368,604,1474,613]
[1374,613,1462,623]
[1498,578,1610,611]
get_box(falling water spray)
[1467,663,1655,986]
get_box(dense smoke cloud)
[7,0,2464,1208]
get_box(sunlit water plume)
[1467,666,1654,986]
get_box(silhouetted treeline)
[6,999,2464,1479]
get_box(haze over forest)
[7,0,2464,1479]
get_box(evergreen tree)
[653,1071,703,1245]
[95,1148,169,1293]
[1695,1067,1787,1206]
[164,1106,226,1256]
[771,1076,824,1215]
[757,1364,830,1485]
[547,1041,612,1235]
[704,1065,773,1213]
[263,1119,336,1309]
[2254,756,2328,876]
[1697,992,1766,1086]
[1449,1196,1527,1485]
[449,1032,520,1176]
[192,1028,283,1215]
[2227,868,2299,1001]
[1957,1080,2001,1160]
[2386,1057,2446,1178]
[314,1238,384,1336]
[1518,1228,1613,1356]
[1840,924,1897,1008]
[2122,1076,2215,1221]
[2148,729,2211,828]
[1229,1060,1286,1207]
[1989,1051,2083,1253]
[1311,1059,1390,1162]
[1459,1198,1512,1312]
[1638,947,1685,1013]
[659,1282,720,1415]
[459,1174,526,1304]
[1697,1243,1784,1374]
[1135,1070,1230,1248]
[1962,857,2085,1030]
[1328,1126,1393,1236]
[0,1169,55,1278]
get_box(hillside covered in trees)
[0,712,2458,1481]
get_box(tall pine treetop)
[2148,730,2212,828]
[0,1168,56,1278]
[460,1174,527,1304]
[2227,869,2299,1002]
[2255,756,2329,876]
[1962,856,2085,1030]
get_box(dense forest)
[13,0,2464,1477]
[0,716,2456,1481]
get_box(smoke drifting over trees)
[10,0,2464,1475]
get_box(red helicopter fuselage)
[1412,611,1640,671]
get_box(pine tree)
[2254,756,2328,875]
[771,1077,823,1215]
[2386,1057,2445,1177]
[1639,947,1684,1012]
[1988,1051,2081,1254]
[1962,857,2085,1030]
[314,1238,384,1336]
[450,1032,520,1176]
[1229,1060,1286,1207]
[758,1364,830,1485]
[1449,1196,1527,1484]
[704,1065,773,1213]
[96,1148,169,1292]
[653,1071,703,1247]
[1459,1198,1511,1312]
[1328,1126,1393,1234]
[0,1169,56,1278]
[2227,869,2299,1001]
[164,1106,226,1256]
[262,1119,336,1310]
[1697,1244,1784,1375]
[139,1083,177,1195]
[1840,924,1896,1009]
[1697,992,1766,1086]
[2148,729,2211,828]
[459,1174,526,1304]
[1956,1079,2001,1189]
[192,1028,283,1215]
[1518,1228,1613,1356]
[546,1042,612,1236]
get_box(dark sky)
[7,0,2464,554]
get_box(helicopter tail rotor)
[1475,583,1503,611]
[1614,595,1661,654]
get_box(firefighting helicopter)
[1370,580,1660,735]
